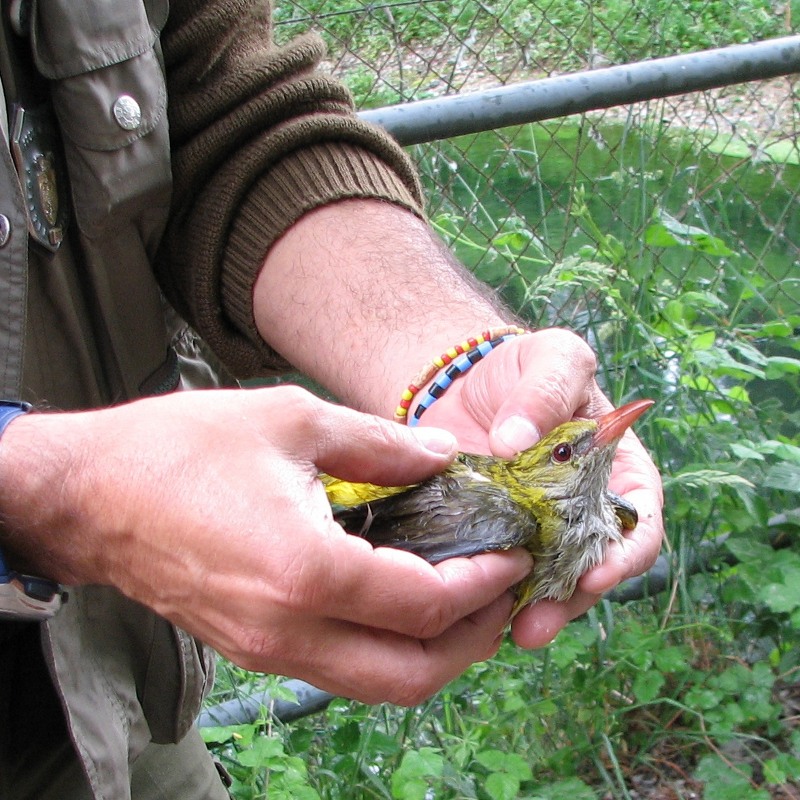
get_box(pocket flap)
[31,0,165,79]
[50,50,166,151]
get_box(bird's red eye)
[552,443,573,463]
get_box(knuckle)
[275,554,328,613]
[227,625,284,669]
[279,386,324,431]
[389,672,442,707]
[410,597,452,639]
[541,327,598,373]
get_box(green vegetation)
[274,0,792,105]
[204,3,800,798]
[203,121,800,795]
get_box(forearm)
[253,198,513,417]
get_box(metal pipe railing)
[359,36,800,145]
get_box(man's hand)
[418,327,665,648]
[253,200,662,650]
[0,387,532,705]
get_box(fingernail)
[511,548,535,580]
[412,426,458,456]
[496,415,541,454]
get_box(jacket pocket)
[142,619,216,744]
[30,0,171,238]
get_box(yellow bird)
[323,399,653,609]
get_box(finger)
[283,526,533,639]
[257,386,458,485]
[264,591,517,706]
[485,329,609,457]
[509,591,599,649]
[579,499,663,595]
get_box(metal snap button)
[0,215,11,248]
[112,95,142,132]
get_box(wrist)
[0,410,100,586]
[395,326,528,426]
[0,403,68,619]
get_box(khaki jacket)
[0,1,423,797]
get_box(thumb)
[280,391,458,485]
[487,329,608,458]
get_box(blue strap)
[0,401,31,583]
[0,401,32,437]
[0,547,11,584]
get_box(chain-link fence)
[275,0,798,329]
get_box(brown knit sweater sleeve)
[156,0,425,377]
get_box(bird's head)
[505,398,654,606]
[508,399,654,506]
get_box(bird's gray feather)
[333,469,537,564]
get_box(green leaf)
[200,725,239,746]
[362,729,402,758]
[485,771,521,800]
[763,753,800,784]
[269,682,301,704]
[691,330,717,350]
[761,573,800,613]
[530,777,597,799]
[680,290,729,312]
[724,385,751,404]
[644,222,679,247]
[756,441,800,464]
[398,748,444,779]
[476,749,509,772]
[633,670,665,703]
[332,720,361,753]
[391,776,429,800]
[391,749,445,800]
[493,230,533,251]
[685,687,725,710]
[645,211,734,255]
[503,753,533,781]
[476,750,532,781]
[765,356,800,379]
[760,319,794,338]
[663,469,755,490]
[201,722,256,747]
[236,735,285,768]
[725,537,774,564]
[764,463,800,493]
[696,755,770,800]
[654,645,690,673]
[730,442,765,461]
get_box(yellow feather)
[320,474,415,507]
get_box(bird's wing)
[333,469,538,564]
[607,490,638,530]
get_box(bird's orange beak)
[593,399,654,447]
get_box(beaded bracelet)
[394,326,527,426]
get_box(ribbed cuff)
[222,142,425,365]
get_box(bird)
[322,399,653,611]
